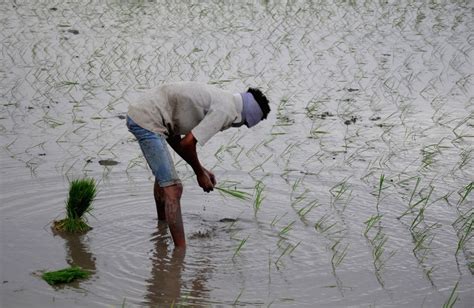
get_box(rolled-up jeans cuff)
[159,179,182,187]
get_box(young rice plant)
[53,178,97,234]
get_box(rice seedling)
[376,174,385,204]
[274,97,294,127]
[262,135,276,147]
[268,251,272,284]
[214,145,226,162]
[249,154,273,173]
[410,223,439,262]
[270,130,287,136]
[290,177,303,199]
[214,133,243,162]
[398,182,433,221]
[331,241,349,271]
[364,214,383,237]
[274,247,290,270]
[454,148,472,171]
[452,116,474,141]
[420,144,441,170]
[304,99,320,120]
[275,241,301,270]
[372,231,388,270]
[442,281,459,308]
[290,189,308,208]
[409,207,425,230]
[53,178,97,234]
[288,241,301,255]
[457,181,473,205]
[329,178,352,207]
[278,221,295,237]
[296,199,319,222]
[366,228,395,280]
[57,80,80,88]
[454,215,473,255]
[314,214,340,235]
[303,151,326,169]
[232,235,250,259]
[42,266,90,286]
[42,115,65,128]
[25,157,40,175]
[271,212,288,227]
[253,180,265,215]
[308,122,329,139]
[233,288,244,305]
[246,139,267,157]
[215,186,251,201]
[407,178,421,205]
[280,142,300,162]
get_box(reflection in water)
[56,232,96,272]
[144,222,210,306]
[52,232,96,288]
[144,222,184,306]
[187,258,210,305]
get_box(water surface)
[1,0,473,307]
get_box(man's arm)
[167,133,216,192]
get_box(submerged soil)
[1,1,473,307]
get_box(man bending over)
[126,81,271,247]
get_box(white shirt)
[127,82,243,145]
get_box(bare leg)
[154,180,166,221]
[163,183,186,247]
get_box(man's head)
[247,87,271,123]
[232,87,270,128]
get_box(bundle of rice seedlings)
[53,178,97,234]
[42,266,90,285]
[215,186,251,201]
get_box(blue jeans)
[126,116,181,187]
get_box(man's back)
[128,82,242,145]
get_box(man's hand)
[197,168,216,193]
[166,133,217,192]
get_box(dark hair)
[247,87,271,120]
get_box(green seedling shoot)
[443,281,459,308]
[42,266,90,286]
[253,180,265,215]
[233,235,250,259]
[53,178,97,234]
[364,214,383,236]
[215,186,251,201]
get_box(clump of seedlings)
[42,266,90,286]
[215,186,251,201]
[52,178,97,234]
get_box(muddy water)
[1,1,473,307]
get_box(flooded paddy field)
[1,0,473,307]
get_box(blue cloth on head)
[240,92,263,128]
